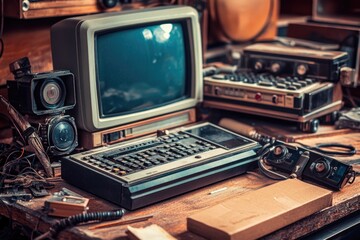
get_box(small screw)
[22,0,30,12]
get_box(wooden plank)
[187,179,333,240]
[4,0,146,19]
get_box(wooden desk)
[0,129,360,240]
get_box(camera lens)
[42,82,61,105]
[39,77,66,109]
[37,115,78,156]
[99,0,118,8]
[51,119,76,151]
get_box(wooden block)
[187,179,333,240]
[44,196,89,217]
[127,224,176,240]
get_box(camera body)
[7,57,78,156]
[264,142,354,190]
[7,57,76,116]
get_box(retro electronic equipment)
[240,43,349,82]
[259,141,355,190]
[52,6,261,209]
[7,57,76,116]
[203,71,342,133]
[51,6,203,149]
[203,43,347,133]
[26,114,78,156]
[287,22,360,88]
[62,122,260,210]
[7,57,78,156]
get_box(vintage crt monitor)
[51,6,203,148]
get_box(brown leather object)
[208,0,279,44]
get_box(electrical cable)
[295,142,356,157]
[34,209,126,240]
[258,158,288,180]
[0,96,53,177]
[256,138,357,183]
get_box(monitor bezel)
[74,6,202,132]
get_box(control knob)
[268,145,288,164]
[253,60,266,72]
[296,63,309,77]
[312,159,330,177]
[270,62,285,74]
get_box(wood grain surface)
[0,127,359,240]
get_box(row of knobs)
[271,145,330,176]
[253,60,309,76]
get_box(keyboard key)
[305,78,313,84]
[298,81,307,87]
[276,83,286,89]
[258,81,273,87]
[276,77,286,84]
[292,83,302,89]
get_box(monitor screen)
[51,6,202,133]
[96,22,188,117]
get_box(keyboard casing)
[61,122,261,210]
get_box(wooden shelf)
[4,0,122,19]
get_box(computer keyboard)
[209,72,317,92]
[61,122,261,210]
[82,132,219,177]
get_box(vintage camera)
[28,114,78,156]
[263,142,355,190]
[7,57,78,156]
[7,57,76,116]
